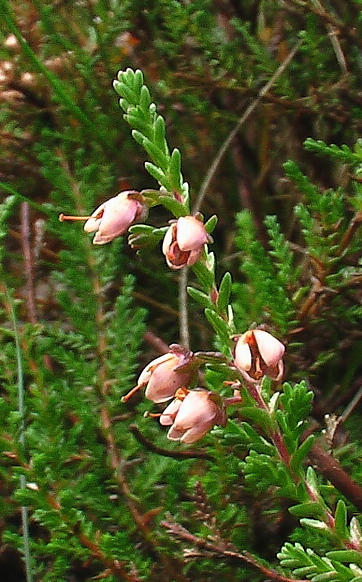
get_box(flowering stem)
[246,380,291,465]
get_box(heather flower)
[234,329,285,383]
[83,190,147,244]
[162,215,211,269]
[160,388,226,444]
[125,345,195,404]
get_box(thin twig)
[179,266,190,349]
[129,424,214,460]
[3,285,33,582]
[309,442,362,514]
[192,38,304,214]
[20,202,37,324]
[161,520,308,582]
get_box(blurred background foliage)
[1,0,362,580]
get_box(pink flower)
[162,215,211,269]
[84,190,147,244]
[132,345,195,403]
[160,388,226,444]
[234,329,285,383]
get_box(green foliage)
[1,2,362,581]
[278,541,362,582]
[232,210,297,334]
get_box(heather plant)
[1,2,362,582]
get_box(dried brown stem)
[161,520,308,582]
[20,201,37,324]
[309,442,362,514]
[129,424,214,461]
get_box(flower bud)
[160,388,226,444]
[162,215,211,269]
[134,345,195,403]
[84,190,147,244]
[234,329,285,382]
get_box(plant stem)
[4,285,33,582]
[193,38,304,213]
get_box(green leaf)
[300,518,329,531]
[142,138,170,170]
[290,434,315,472]
[116,82,137,106]
[204,214,218,234]
[311,573,338,582]
[144,162,166,185]
[169,148,182,188]
[240,406,273,430]
[306,466,320,495]
[158,195,186,217]
[191,260,215,291]
[334,499,349,540]
[154,115,169,156]
[125,114,153,138]
[131,129,146,147]
[133,69,144,94]
[326,550,362,564]
[289,502,324,518]
[187,287,212,309]
[217,272,232,314]
[204,308,231,346]
[139,85,152,111]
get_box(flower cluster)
[60,190,286,444]
[122,329,284,444]
[59,193,210,269]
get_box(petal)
[167,426,187,441]
[176,216,209,251]
[186,247,203,267]
[253,330,285,366]
[179,422,213,443]
[160,399,182,426]
[172,390,217,426]
[143,354,192,403]
[84,202,106,233]
[93,193,139,244]
[234,338,252,371]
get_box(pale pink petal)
[167,426,187,441]
[179,422,212,443]
[253,329,285,367]
[186,247,203,267]
[160,399,182,426]
[137,354,174,387]
[162,224,175,256]
[84,202,106,233]
[176,216,209,251]
[93,193,139,244]
[234,338,252,371]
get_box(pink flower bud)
[162,215,211,269]
[84,190,147,244]
[234,329,285,383]
[160,388,226,444]
[135,345,195,403]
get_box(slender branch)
[309,442,362,514]
[129,424,214,461]
[179,266,190,349]
[3,285,33,582]
[161,520,308,582]
[20,202,37,324]
[192,38,304,213]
